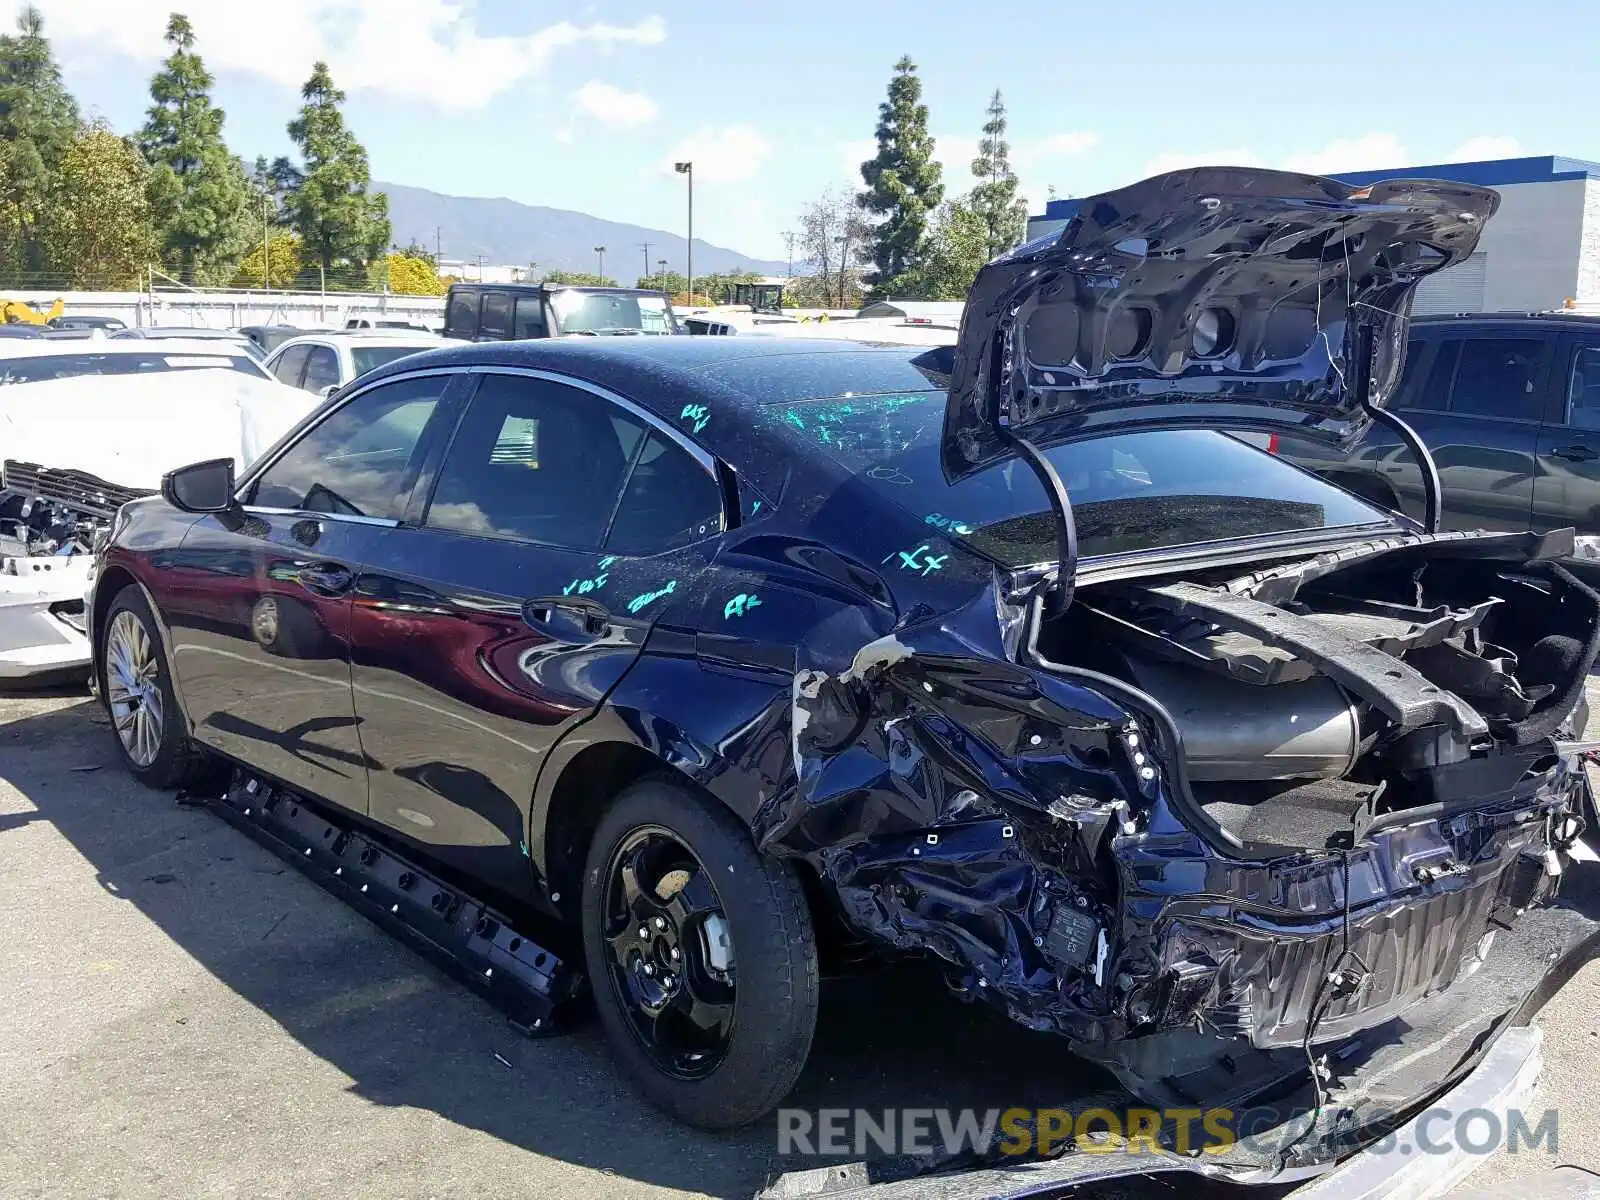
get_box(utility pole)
[640,241,652,288]
[473,254,487,282]
[594,245,606,280]
[435,226,442,263]
[262,194,271,290]
[674,161,693,305]
[783,231,796,284]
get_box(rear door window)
[480,292,514,340]
[1393,338,1458,411]
[424,373,646,549]
[272,345,310,387]
[605,432,725,554]
[1564,345,1600,431]
[1447,337,1551,420]
[302,345,340,393]
[444,290,479,338]
[513,295,547,339]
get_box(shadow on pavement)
[2,697,1149,1199]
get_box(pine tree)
[138,14,252,284]
[968,90,1028,261]
[282,62,390,284]
[0,6,79,276]
[858,56,943,297]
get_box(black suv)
[1275,312,1600,539]
[442,281,679,341]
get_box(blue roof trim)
[1029,155,1600,223]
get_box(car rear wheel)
[581,778,818,1128]
[102,585,210,790]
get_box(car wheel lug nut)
[639,925,649,940]
[654,916,666,930]
[670,946,680,961]
[643,963,654,976]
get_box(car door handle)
[1547,445,1599,462]
[296,561,355,596]
[522,595,612,639]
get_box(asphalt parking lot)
[2,684,1598,1200]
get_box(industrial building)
[1026,155,1600,315]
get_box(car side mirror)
[319,384,339,399]
[162,458,238,513]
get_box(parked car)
[1271,312,1600,545]
[0,337,273,385]
[48,314,127,332]
[263,330,444,397]
[443,281,679,341]
[88,170,1596,1155]
[236,324,304,355]
[345,316,434,332]
[111,325,265,360]
[0,343,313,679]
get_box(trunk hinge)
[1000,426,1078,615]
[1354,323,1443,533]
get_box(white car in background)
[0,339,316,681]
[264,330,444,398]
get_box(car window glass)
[302,345,340,392]
[1407,340,1459,411]
[444,290,478,337]
[480,292,513,339]
[250,375,449,519]
[425,373,645,549]
[1449,337,1547,419]
[605,432,724,554]
[1566,346,1600,431]
[513,295,547,339]
[350,344,435,377]
[272,345,309,387]
[1391,339,1432,409]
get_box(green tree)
[0,6,79,276]
[544,269,616,287]
[230,230,301,289]
[395,239,436,267]
[138,14,252,284]
[282,62,390,283]
[42,124,156,289]
[910,198,990,299]
[858,56,943,297]
[968,90,1028,261]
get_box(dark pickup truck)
[1274,312,1600,542]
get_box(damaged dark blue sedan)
[90,169,1600,1154]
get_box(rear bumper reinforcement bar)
[212,768,581,1034]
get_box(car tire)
[101,584,211,790]
[581,777,819,1128]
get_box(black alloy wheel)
[600,825,736,1079]
[581,778,818,1128]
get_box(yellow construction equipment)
[0,297,63,325]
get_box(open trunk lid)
[941,167,1499,481]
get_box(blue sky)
[32,0,1600,263]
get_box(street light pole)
[640,241,652,289]
[674,161,693,305]
[657,258,668,294]
[594,245,606,279]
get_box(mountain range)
[375,182,787,280]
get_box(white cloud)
[661,126,771,184]
[572,81,657,128]
[1449,135,1526,162]
[932,132,979,188]
[1023,131,1099,161]
[39,0,666,110]
[1283,133,1407,175]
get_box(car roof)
[0,338,262,359]
[1410,311,1600,330]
